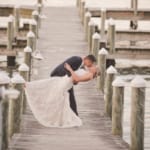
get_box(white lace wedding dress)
[25,69,88,128]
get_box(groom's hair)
[85,55,97,63]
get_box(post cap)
[98,48,108,55]
[131,76,146,88]
[37,3,42,7]
[24,46,32,53]
[106,66,117,74]
[27,31,35,38]
[85,12,92,17]
[32,10,39,16]
[18,63,29,72]
[15,4,21,9]
[11,74,25,84]
[88,19,95,26]
[0,73,10,85]
[101,8,106,12]
[30,19,37,25]
[108,18,115,25]
[4,87,20,99]
[92,32,101,39]
[112,77,125,87]
[8,15,14,22]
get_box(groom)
[50,55,96,116]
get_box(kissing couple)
[25,54,99,128]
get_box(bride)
[25,63,98,128]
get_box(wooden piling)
[8,75,25,139]
[92,32,100,57]
[27,31,36,51]
[0,75,11,150]
[30,19,38,39]
[80,0,85,24]
[24,46,32,80]
[14,5,20,36]
[37,0,42,4]
[105,66,117,118]
[100,8,106,39]
[76,0,80,7]
[7,15,14,50]
[18,63,29,114]
[88,20,95,53]
[112,77,125,136]
[97,48,108,92]
[32,10,40,30]
[84,12,91,40]
[107,18,116,54]
[130,76,146,150]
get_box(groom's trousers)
[68,87,78,116]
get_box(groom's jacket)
[50,56,82,77]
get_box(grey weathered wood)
[88,20,95,53]
[98,48,108,92]
[100,8,106,39]
[24,46,32,81]
[27,31,36,51]
[92,32,100,57]
[105,66,117,118]
[7,16,14,50]
[86,7,150,20]
[112,77,125,136]
[80,0,85,24]
[130,76,146,150]
[84,12,91,41]
[107,19,115,54]
[32,10,40,31]
[19,63,29,114]
[30,20,38,39]
[14,6,20,37]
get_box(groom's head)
[83,55,97,67]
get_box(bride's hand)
[64,63,72,71]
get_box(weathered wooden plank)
[0,5,34,18]
[87,8,150,20]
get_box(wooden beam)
[0,49,16,56]
[0,5,34,18]
[87,8,150,20]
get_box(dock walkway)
[9,7,128,150]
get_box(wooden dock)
[8,7,128,150]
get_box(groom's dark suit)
[50,56,82,116]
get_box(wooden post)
[107,18,116,54]
[105,66,117,118]
[7,15,14,50]
[97,48,108,92]
[92,32,100,57]
[37,0,42,4]
[0,74,10,150]
[100,8,106,39]
[9,74,25,138]
[88,20,95,53]
[30,19,38,39]
[14,5,20,37]
[18,63,29,114]
[37,3,42,28]
[32,10,40,30]
[76,0,80,7]
[112,77,125,136]
[27,31,36,51]
[130,76,146,150]
[80,0,85,24]
[24,46,32,80]
[84,12,91,40]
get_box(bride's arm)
[64,63,93,83]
